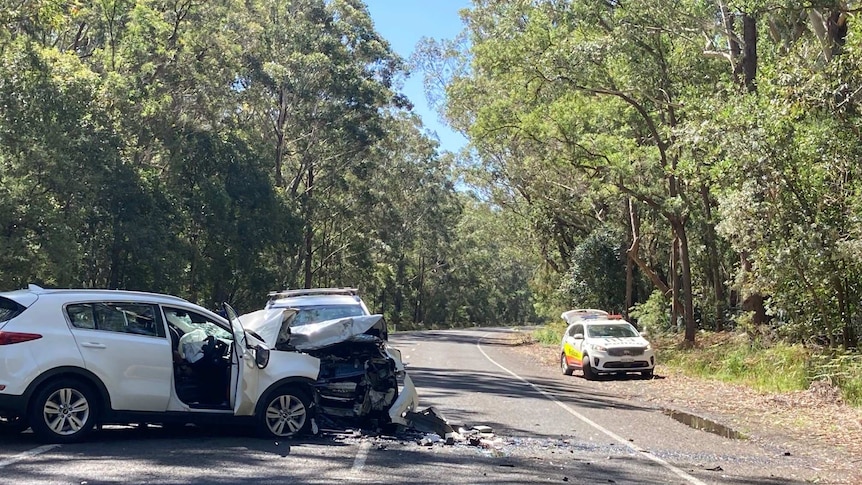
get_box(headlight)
[645,343,652,351]
[591,344,607,352]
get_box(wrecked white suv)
[0,285,418,443]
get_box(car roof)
[561,309,634,327]
[267,294,364,308]
[0,284,191,307]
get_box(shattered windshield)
[586,323,639,339]
[289,304,366,327]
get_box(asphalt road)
[0,328,832,484]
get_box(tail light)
[0,331,43,345]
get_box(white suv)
[265,288,381,335]
[0,285,418,443]
[559,309,655,379]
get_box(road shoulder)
[503,329,862,484]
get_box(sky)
[363,0,471,154]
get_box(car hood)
[589,336,650,347]
[239,309,385,351]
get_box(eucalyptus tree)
[685,0,862,347]
[435,0,743,341]
[236,0,403,290]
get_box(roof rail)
[267,288,360,300]
[560,309,609,324]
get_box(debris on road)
[405,406,455,436]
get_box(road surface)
[0,327,835,484]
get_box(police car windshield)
[587,323,639,338]
[289,304,365,327]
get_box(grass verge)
[655,331,862,406]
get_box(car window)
[163,307,231,340]
[289,304,366,327]
[0,297,26,323]
[66,302,166,338]
[586,323,639,338]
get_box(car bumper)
[0,392,27,417]
[590,352,655,373]
[389,373,419,425]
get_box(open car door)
[223,302,260,416]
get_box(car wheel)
[582,356,595,380]
[0,415,29,434]
[641,369,654,379]
[258,387,312,439]
[560,353,574,376]
[29,379,99,443]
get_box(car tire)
[0,415,29,435]
[29,378,99,443]
[582,356,595,380]
[258,386,312,439]
[641,369,654,379]
[560,353,574,376]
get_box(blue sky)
[364,0,471,153]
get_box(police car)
[559,309,655,379]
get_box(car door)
[223,303,260,416]
[66,301,173,411]
[563,323,586,368]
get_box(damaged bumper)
[389,372,419,425]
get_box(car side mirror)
[254,345,270,369]
[573,333,584,340]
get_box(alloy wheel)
[264,394,307,437]
[42,387,90,436]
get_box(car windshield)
[587,323,639,338]
[289,304,366,327]
[164,308,232,340]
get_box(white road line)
[0,444,61,469]
[476,334,708,485]
[348,440,372,480]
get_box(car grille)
[604,360,650,368]
[607,347,645,357]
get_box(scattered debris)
[405,407,455,436]
[705,465,723,472]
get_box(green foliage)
[661,336,809,392]
[0,0,538,327]
[560,227,626,313]
[809,352,862,406]
[629,290,673,334]
[533,319,567,346]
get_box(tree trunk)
[627,199,671,295]
[671,234,679,333]
[394,255,405,330]
[274,87,287,187]
[740,254,768,325]
[741,13,757,93]
[415,255,425,324]
[674,219,696,343]
[720,2,742,84]
[302,156,314,288]
[700,185,725,331]
[624,199,634,317]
